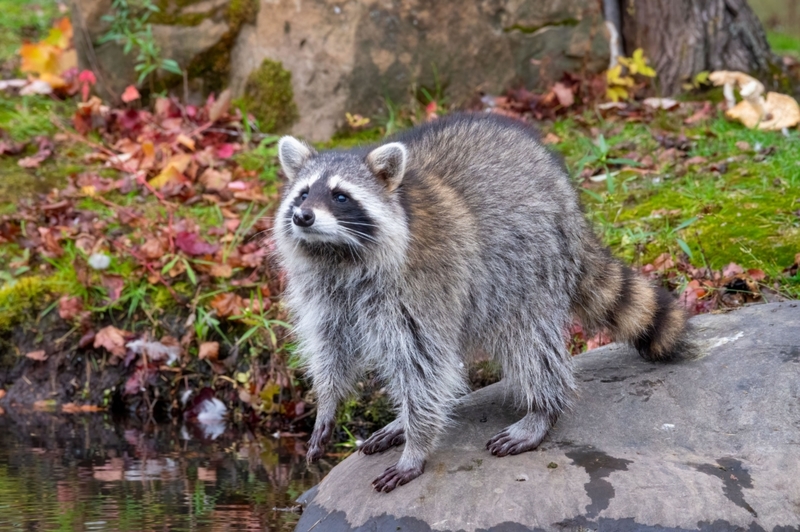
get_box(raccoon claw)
[372,462,424,493]
[306,419,335,463]
[361,424,405,455]
[486,428,545,457]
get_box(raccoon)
[273,113,691,493]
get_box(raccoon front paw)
[371,462,424,493]
[306,419,335,463]
[361,422,405,455]
[486,422,548,457]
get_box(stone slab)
[295,302,800,531]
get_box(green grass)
[767,30,800,58]
[550,112,800,287]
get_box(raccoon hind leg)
[361,418,405,455]
[485,316,575,457]
[487,410,553,456]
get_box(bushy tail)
[572,248,691,361]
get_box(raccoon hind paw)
[361,422,405,455]
[372,462,424,493]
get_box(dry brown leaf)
[210,293,246,318]
[198,341,219,361]
[551,82,574,108]
[210,263,233,278]
[199,168,231,192]
[26,350,48,361]
[140,237,166,260]
[176,134,196,151]
[542,132,561,144]
[58,295,84,320]
[94,325,130,358]
[209,89,232,122]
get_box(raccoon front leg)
[305,343,362,463]
[371,322,465,492]
[361,418,405,455]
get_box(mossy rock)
[240,59,299,133]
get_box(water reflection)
[0,411,332,531]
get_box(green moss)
[240,59,298,133]
[0,276,57,331]
[226,0,259,31]
[184,0,258,95]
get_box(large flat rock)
[295,302,800,531]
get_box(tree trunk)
[618,0,780,95]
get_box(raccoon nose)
[293,208,315,227]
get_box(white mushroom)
[709,71,764,109]
[727,91,800,131]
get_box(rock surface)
[295,302,800,531]
[230,0,609,140]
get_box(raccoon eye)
[334,193,348,203]
[300,191,308,201]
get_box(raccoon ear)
[366,142,407,192]
[278,136,315,182]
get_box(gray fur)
[272,113,689,492]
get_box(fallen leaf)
[684,156,707,166]
[551,82,574,108]
[722,262,744,278]
[684,102,713,125]
[0,389,5,400]
[199,168,231,192]
[542,132,561,144]
[94,325,130,358]
[653,252,675,272]
[121,85,140,103]
[26,350,48,361]
[58,295,84,320]
[209,89,232,122]
[140,237,166,260]
[126,337,181,365]
[176,134,195,151]
[210,293,246,318]
[18,136,54,168]
[101,275,124,302]
[644,98,679,110]
[0,139,26,155]
[175,231,218,256]
[198,341,219,361]
[209,263,232,278]
[215,143,238,159]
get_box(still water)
[0,412,333,531]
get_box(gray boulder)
[230,0,609,140]
[295,302,800,531]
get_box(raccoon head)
[274,136,409,259]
